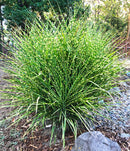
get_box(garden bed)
[0,59,130,151]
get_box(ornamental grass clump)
[1,17,121,146]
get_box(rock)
[126,90,130,96]
[72,131,121,151]
[120,133,130,139]
[98,99,104,104]
[122,93,127,100]
[126,72,130,77]
[126,81,130,85]
[119,82,128,88]
[109,87,122,96]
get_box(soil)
[0,59,130,151]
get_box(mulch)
[2,120,130,151]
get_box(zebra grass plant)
[1,15,122,147]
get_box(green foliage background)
[3,0,83,30]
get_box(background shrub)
[1,16,122,146]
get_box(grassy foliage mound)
[2,17,121,146]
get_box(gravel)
[94,69,130,140]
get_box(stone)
[98,99,104,104]
[126,90,130,96]
[126,72,130,77]
[120,133,130,139]
[72,131,121,151]
[119,82,128,87]
[126,81,130,85]
[109,87,122,96]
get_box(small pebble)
[94,76,130,135]
[120,133,130,139]
[126,72,130,77]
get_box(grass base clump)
[1,16,122,147]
